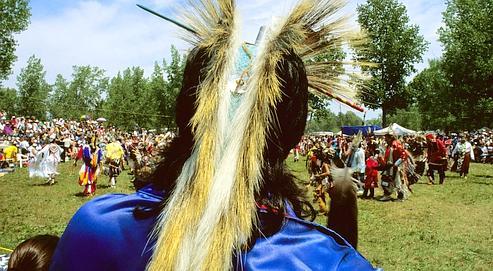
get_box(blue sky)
[5,0,446,120]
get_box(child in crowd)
[7,234,59,271]
[363,150,379,199]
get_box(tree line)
[1,0,492,132]
[0,46,185,131]
[356,0,493,131]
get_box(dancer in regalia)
[28,141,63,185]
[78,143,102,196]
[51,1,380,270]
[105,141,124,188]
[426,133,447,184]
[379,134,408,202]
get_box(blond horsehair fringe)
[147,0,369,270]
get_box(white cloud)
[5,0,186,87]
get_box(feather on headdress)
[143,1,371,270]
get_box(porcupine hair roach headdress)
[142,0,371,270]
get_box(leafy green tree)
[408,59,456,131]
[126,66,149,128]
[337,111,363,127]
[0,0,31,83]
[16,55,50,119]
[104,46,187,131]
[48,74,70,119]
[68,66,108,119]
[356,0,428,126]
[105,72,127,128]
[438,0,493,128]
[307,93,331,131]
[162,46,186,128]
[148,62,168,129]
[104,67,149,130]
[386,105,422,131]
[366,117,382,127]
[0,87,18,115]
[306,105,338,132]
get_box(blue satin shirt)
[50,186,380,270]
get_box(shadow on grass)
[413,182,431,185]
[373,195,404,202]
[96,184,113,189]
[31,182,56,186]
[472,174,493,179]
[469,179,493,186]
[446,175,463,179]
[74,192,89,197]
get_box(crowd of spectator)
[1,111,492,197]
[0,112,175,174]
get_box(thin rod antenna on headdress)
[255,26,266,45]
[136,4,197,34]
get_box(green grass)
[1,159,492,270]
[0,162,136,251]
[286,157,493,271]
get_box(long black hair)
[134,47,309,236]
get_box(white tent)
[310,131,334,136]
[373,123,416,136]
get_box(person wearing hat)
[426,133,447,184]
[50,1,378,270]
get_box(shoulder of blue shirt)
[50,185,382,271]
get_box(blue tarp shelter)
[341,125,382,136]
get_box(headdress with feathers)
[141,0,371,270]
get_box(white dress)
[29,144,63,178]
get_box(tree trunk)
[382,106,387,127]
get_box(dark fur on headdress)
[138,47,309,270]
[140,46,308,229]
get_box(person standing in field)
[78,141,102,196]
[363,149,379,199]
[29,140,64,185]
[379,134,408,201]
[451,135,475,179]
[426,133,447,185]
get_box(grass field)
[1,158,492,270]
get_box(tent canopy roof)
[373,123,416,136]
